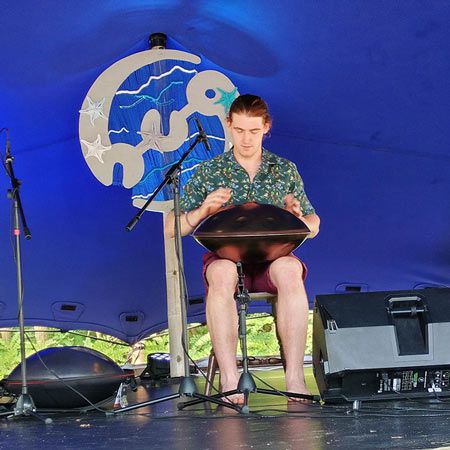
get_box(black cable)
[172,201,230,401]
[251,371,294,402]
[1,128,16,259]
[1,131,25,323]
[170,126,242,407]
[170,129,207,374]
[9,189,17,263]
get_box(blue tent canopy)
[0,1,449,343]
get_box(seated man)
[165,94,320,402]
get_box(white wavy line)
[108,127,130,134]
[181,163,201,174]
[131,164,201,200]
[184,132,225,142]
[116,66,198,95]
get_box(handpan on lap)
[193,202,310,263]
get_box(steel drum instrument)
[193,202,310,263]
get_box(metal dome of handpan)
[4,346,131,409]
[193,202,310,263]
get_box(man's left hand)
[284,193,303,218]
[284,193,321,238]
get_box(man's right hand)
[164,187,232,238]
[199,188,232,217]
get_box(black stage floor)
[2,366,450,450]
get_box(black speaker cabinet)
[312,288,450,403]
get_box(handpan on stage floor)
[193,202,310,263]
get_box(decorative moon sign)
[193,202,310,263]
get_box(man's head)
[227,94,272,128]
[227,94,271,160]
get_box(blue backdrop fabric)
[0,1,449,343]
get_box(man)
[165,94,320,402]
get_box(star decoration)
[79,96,107,126]
[80,134,112,163]
[213,87,238,114]
[137,120,165,153]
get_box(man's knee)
[206,259,238,292]
[269,256,304,289]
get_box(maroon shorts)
[202,252,307,295]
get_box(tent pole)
[163,215,188,377]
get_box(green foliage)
[0,333,22,375]
[246,315,280,356]
[0,313,314,379]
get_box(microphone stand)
[114,130,241,415]
[0,135,52,423]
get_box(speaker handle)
[386,295,427,317]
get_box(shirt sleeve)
[289,162,316,215]
[179,164,208,212]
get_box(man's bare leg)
[269,256,311,400]
[205,259,244,403]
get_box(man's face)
[227,113,270,160]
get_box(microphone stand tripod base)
[14,393,36,416]
[238,372,257,412]
[0,394,53,424]
[179,376,197,396]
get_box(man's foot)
[285,380,312,402]
[220,381,245,405]
[221,392,245,405]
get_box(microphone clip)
[194,117,211,152]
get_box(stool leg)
[204,349,219,396]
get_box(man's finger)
[284,193,295,206]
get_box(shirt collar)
[261,148,277,171]
[227,147,277,172]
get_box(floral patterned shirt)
[180,148,315,215]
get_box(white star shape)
[80,134,112,163]
[137,121,165,153]
[79,96,107,126]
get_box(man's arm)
[164,188,232,238]
[284,193,320,238]
[164,207,207,238]
[300,213,320,238]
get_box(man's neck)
[233,148,263,181]
[233,148,263,170]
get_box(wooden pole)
[0,329,12,342]
[34,326,48,346]
[163,213,188,377]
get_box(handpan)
[193,202,310,263]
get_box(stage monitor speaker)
[312,287,450,403]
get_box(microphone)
[5,129,11,161]
[194,117,211,151]
[3,129,13,177]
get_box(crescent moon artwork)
[79,48,238,212]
